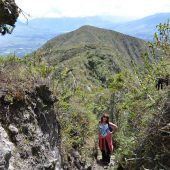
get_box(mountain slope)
[36,26,148,85]
[39,25,147,63]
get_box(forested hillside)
[0,19,169,170]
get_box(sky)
[16,0,170,20]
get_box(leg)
[105,141,111,164]
[101,138,107,162]
[101,150,107,162]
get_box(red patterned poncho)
[99,123,113,152]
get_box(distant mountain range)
[0,13,169,56]
[113,13,170,40]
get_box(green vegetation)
[0,22,169,169]
[110,20,170,169]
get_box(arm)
[109,122,118,133]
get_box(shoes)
[101,159,110,165]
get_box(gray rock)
[0,125,14,170]
[0,85,62,170]
[8,125,18,135]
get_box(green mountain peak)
[35,26,148,86]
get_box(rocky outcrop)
[0,85,61,170]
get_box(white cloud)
[15,0,170,20]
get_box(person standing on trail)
[99,113,117,165]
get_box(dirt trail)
[92,148,116,170]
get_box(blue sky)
[16,0,170,20]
